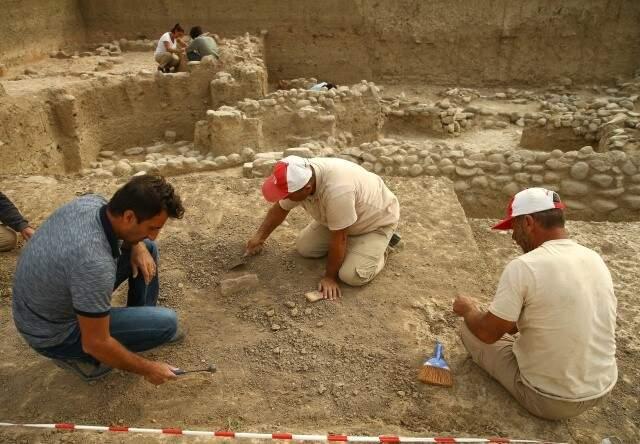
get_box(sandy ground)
[0,173,637,444]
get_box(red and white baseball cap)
[493,187,565,230]
[261,156,313,202]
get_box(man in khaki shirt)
[453,188,617,420]
[246,156,400,299]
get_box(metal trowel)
[228,256,248,271]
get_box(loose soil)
[0,173,637,443]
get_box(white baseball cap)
[493,187,566,230]
[261,156,313,202]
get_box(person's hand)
[319,276,341,300]
[20,226,35,241]
[453,295,477,317]
[131,242,156,285]
[144,361,178,385]
[245,236,264,256]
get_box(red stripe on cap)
[215,431,236,438]
[55,423,75,430]
[379,436,400,443]
[162,428,183,434]
[108,426,129,432]
[272,433,293,440]
[273,162,290,193]
[328,434,348,441]
[434,438,457,443]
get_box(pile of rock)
[383,96,476,135]
[519,92,639,150]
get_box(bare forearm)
[256,204,288,240]
[325,234,347,279]
[86,338,154,376]
[462,308,492,342]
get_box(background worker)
[186,26,220,61]
[0,192,35,252]
[453,188,617,420]
[155,23,186,72]
[246,156,400,300]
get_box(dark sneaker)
[389,232,402,248]
[168,327,185,344]
[52,359,112,382]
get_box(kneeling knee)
[296,239,323,258]
[156,308,178,336]
[338,266,369,287]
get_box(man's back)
[491,239,617,401]
[12,195,115,349]
[189,35,219,58]
[281,158,400,235]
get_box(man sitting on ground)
[186,26,220,62]
[12,176,185,384]
[246,156,400,300]
[0,192,35,251]
[453,187,617,420]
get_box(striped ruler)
[0,422,564,443]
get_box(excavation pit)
[1,2,639,442]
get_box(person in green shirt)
[187,26,220,62]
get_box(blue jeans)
[36,240,178,362]
[187,51,201,61]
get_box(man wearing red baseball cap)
[452,187,617,420]
[246,155,400,299]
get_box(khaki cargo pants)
[155,52,180,69]
[0,224,17,252]
[296,221,396,286]
[460,324,602,420]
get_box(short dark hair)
[171,23,184,34]
[325,83,337,90]
[190,26,203,39]
[530,208,565,229]
[108,175,184,222]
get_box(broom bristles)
[418,364,453,387]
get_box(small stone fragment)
[220,274,259,296]
[305,291,324,302]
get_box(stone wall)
[333,141,640,221]
[195,81,383,155]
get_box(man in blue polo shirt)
[12,175,185,384]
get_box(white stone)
[409,164,423,177]
[471,176,489,188]
[284,147,313,158]
[560,180,590,196]
[621,161,638,176]
[241,147,256,161]
[113,161,133,176]
[589,174,614,188]
[590,199,618,213]
[214,156,229,167]
[570,162,590,180]
[124,147,144,156]
[621,195,640,209]
[228,153,242,165]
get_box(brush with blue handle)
[418,341,453,387]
